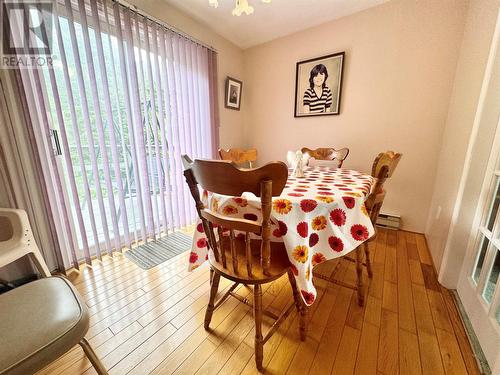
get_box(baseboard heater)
[376,212,401,230]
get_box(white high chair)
[0,208,51,277]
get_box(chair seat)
[208,237,291,284]
[0,276,89,375]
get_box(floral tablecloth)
[188,166,376,305]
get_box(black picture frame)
[225,76,242,111]
[294,51,345,117]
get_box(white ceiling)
[163,0,388,49]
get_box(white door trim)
[438,8,500,288]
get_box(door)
[457,12,500,372]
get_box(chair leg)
[79,337,108,375]
[253,284,264,371]
[355,247,365,306]
[287,269,307,341]
[363,242,373,278]
[204,270,220,329]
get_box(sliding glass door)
[15,0,218,267]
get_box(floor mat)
[124,232,192,270]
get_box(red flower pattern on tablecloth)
[312,252,326,266]
[351,224,369,241]
[222,205,238,215]
[301,290,315,304]
[197,238,207,248]
[328,236,344,252]
[233,197,248,207]
[300,199,317,213]
[309,233,319,247]
[189,252,198,263]
[330,208,346,226]
[342,196,355,209]
[188,167,375,306]
[297,222,308,238]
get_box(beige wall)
[127,0,246,149]
[427,0,499,280]
[242,0,468,233]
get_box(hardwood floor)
[37,229,481,374]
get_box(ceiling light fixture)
[208,0,272,16]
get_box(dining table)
[188,166,376,306]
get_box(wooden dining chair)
[313,151,401,306]
[362,151,402,280]
[219,148,258,168]
[182,156,307,371]
[301,147,349,167]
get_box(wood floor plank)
[409,258,425,285]
[286,262,348,375]
[427,289,454,334]
[364,295,382,328]
[354,322,379,375]
[331,325,361,375]
[384,232,397,284]
[440,288,481,375]
[308,285,353,374]
[218,342,254,375]
[412,283,436,335]
[377,309,398,375]
[421,264,441,292]
[418,331,445,375]
[415,234,433,266]
[405,232,420,261]
[397,231,416,334]
[382,281,398,313]
[169,336,218,375]
[399,328,422,375]
[435,328,468,375]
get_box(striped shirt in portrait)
[303,86,333,113]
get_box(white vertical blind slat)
[158,28,181,229]
[151,25,175,231]
[92,0,131,250]
[115,3,148,241]
[125,10,155,239]
[77,0,120,255]
[141,18,169,234]
[133,15,159,239]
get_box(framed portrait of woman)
[294,52,345,117]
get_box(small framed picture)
[225,76,242,110]
[294,52,345,117]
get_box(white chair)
[0,208,51,277]
[307,157,342,168]
[0,208,108,375]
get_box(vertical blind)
[15,0,219,268]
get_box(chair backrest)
[219,148,258,168]
[301,147,349,167]
[182,156,288,276]
[365,151,402,224]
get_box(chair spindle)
[230,229,238,273]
